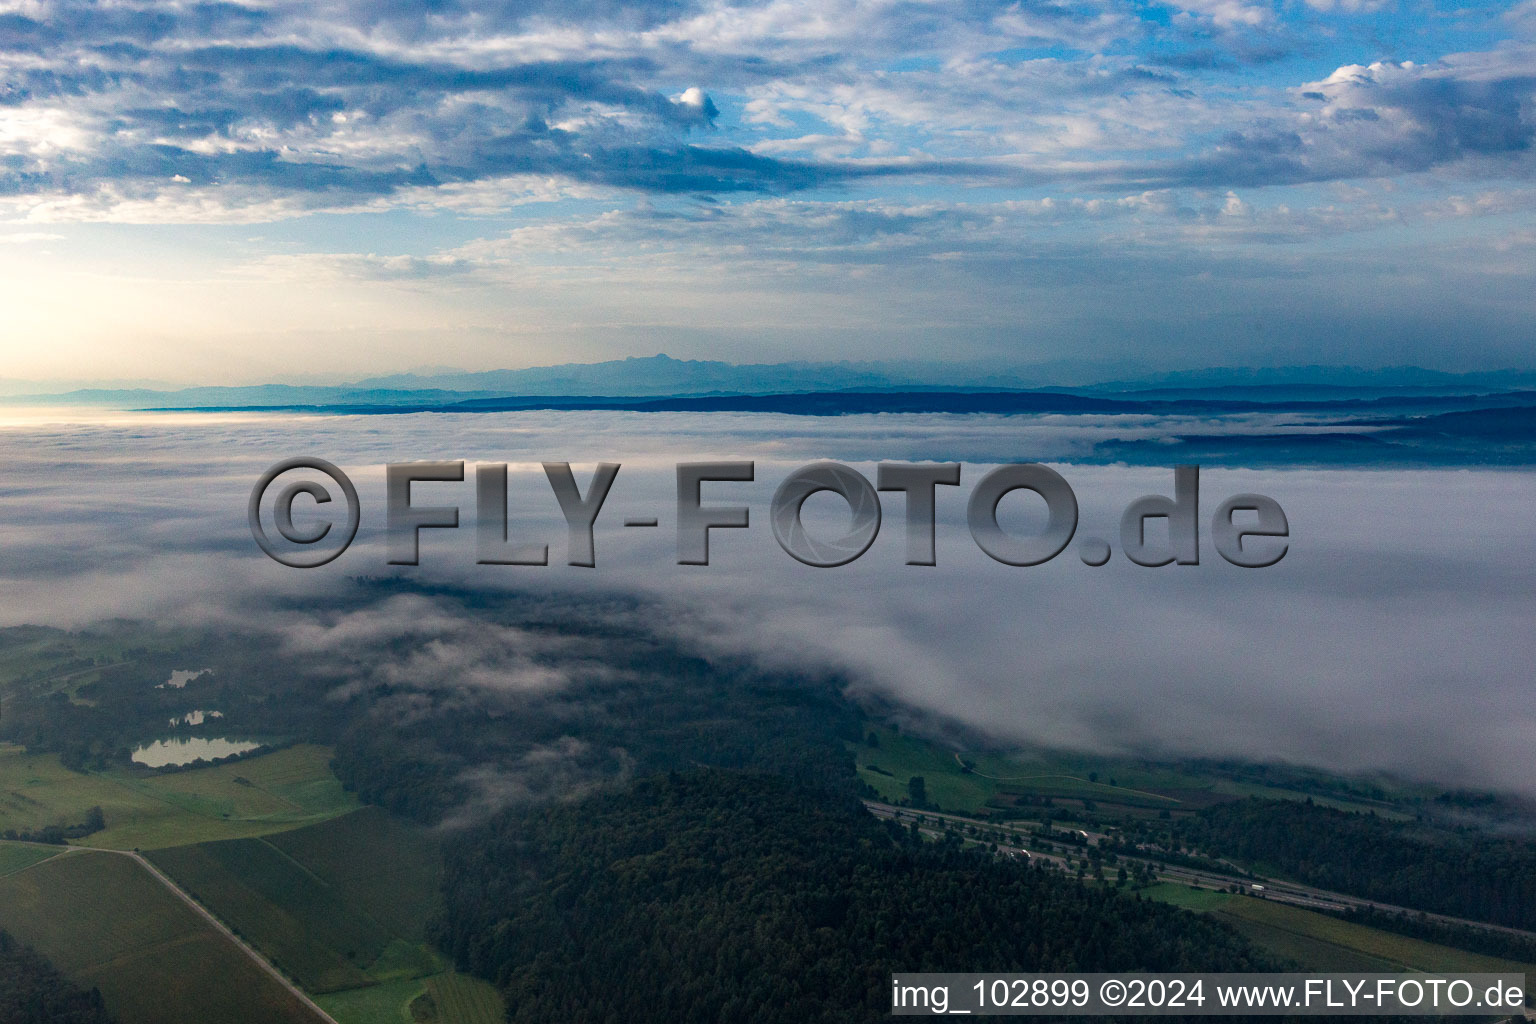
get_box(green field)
[423,971,505,1024]
[0,849,321,1024]
[852,728,1184,815]
[0,839,61,876]
[1140,882,1240,912]
[319,975,432,1024]
[0,743,359,849]
[318,971,504,1024]
[851,727,1418,819]
[148,837,387,993]
[149,807,447,996]
[1146,885,1536,975]
[265,806,443,943]
[1215,898,1536,975]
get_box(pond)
[158,668,212,689]
[130,736,260,767]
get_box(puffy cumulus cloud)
[2,0,1524,224]
[1100,51,1536,190]
[676,86,719,121]
[1302,58,1535,164]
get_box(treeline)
[1170,799,1536,930]
[0,929,117,1024]
[434,771,1279,1024]
[0,806,104,845]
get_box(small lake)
[131,736,259,767]
[158,668,212,689]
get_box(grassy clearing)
[367,939,444,983]
[1140,882,1237,912]
[851,729,997,813]
[0,849,321,1024]
[851,728,1181,815]
[318,976,427,1024]
[1215,898,1536,975]
[0,743,359,850]
[317,971,504,1024]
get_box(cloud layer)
[2,407,1533,795]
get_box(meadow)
[850,727,1421,820]
[317,971,504,1024]
[0,742,359,849]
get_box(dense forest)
[325,595,866,823]
[0,930,116,1024]
[434,771,1280,1023]
[1168,798,1536,930]
[7,586,1536,1024]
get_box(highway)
[864,800,1536,944]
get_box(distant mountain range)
[8,354,1536,407]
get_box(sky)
[3,407,1534,793]
[1,0,1534,385]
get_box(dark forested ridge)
[0,930,116,1024]
[1171,798,1536,930]
[435,772,1278,1024]
[329,626,865,824]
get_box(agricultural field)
[147,837,387,993]
[0,743,359,849]
[0,848,321,1024]
[1214,897,1536,975]
[423,971,505,1024]
[0,839,61,877]
[265,806,443,943]
[850,727,1421,820]
[149,807,451,998]
[1143,885,1536,976]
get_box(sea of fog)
[1,407,1532,793]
